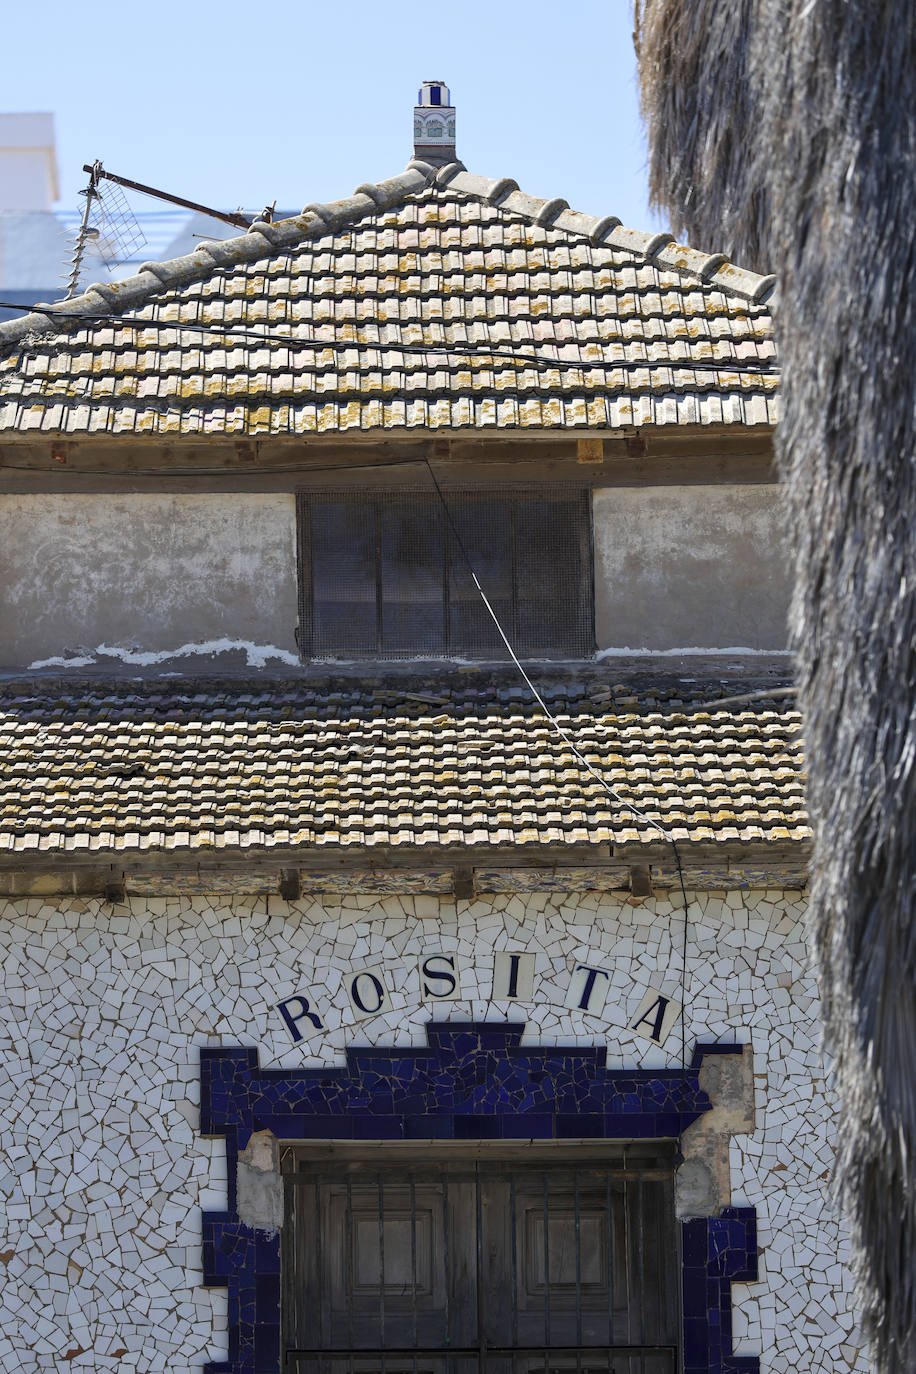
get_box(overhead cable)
[424,457,693,1078]
[0,300,781,377]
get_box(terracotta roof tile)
[0,168,777,438]
[0,675,805,858]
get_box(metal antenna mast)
[82,164,254,230]
[64,161,101,300]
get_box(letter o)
[350,972,385,1015]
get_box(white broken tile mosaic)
[0,891,869,1372]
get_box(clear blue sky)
[3,0,666,233]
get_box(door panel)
[326,1183,445,1347]
[283,1155,678,1374]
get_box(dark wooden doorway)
[282,1146,679,1374]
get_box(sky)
[2,0,666,234]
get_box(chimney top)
[413,80,456,167]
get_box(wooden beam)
[629,864,653,897]
[577,437,605,463]
[0,838,809,877]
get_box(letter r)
[276,995,323,1043]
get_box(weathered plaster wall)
[593,485,792,651]
[0,890,865,1373]
[0,486,792,668]
[0,493,298,670]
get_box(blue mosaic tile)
[681,1208,759,1374]
[200,1022,754,1374]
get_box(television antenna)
[63,161,146,298]
[63,162,259,300]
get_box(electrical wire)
[0,300,781,377]
[424,458,693,1087]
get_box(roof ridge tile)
[353,182,391,208]
[535,197,570,226]
[434,162,465,186]
[589,214,623,244]
[487,177,520,205]
[0,162,778,354]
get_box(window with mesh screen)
[297,490,593,660]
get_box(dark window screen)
[282,1151,680,1374]
[297,490,593,660]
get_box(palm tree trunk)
[635,3,916,1369]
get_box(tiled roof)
[0,675,807,858]
[0,163,778,438]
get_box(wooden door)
[283,1153,678,1374]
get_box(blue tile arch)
[199,1022,758,1374]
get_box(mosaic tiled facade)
[0,889,867,1372]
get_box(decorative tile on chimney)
[413,80,456,167]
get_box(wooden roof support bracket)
[629,864,653,897]
[278,868,302,901]
[103,874,127,905]
[576,437,605,463]
[452,866,475,900]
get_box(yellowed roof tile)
[0,677,806,857]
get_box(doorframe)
[199,1022,758,1374]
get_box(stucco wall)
[593,485,792,651]
[0,486,793,668]
[0,889,866,1373]
[0,493,299,670]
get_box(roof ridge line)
[0,160,455,348]
[442,169,778,307]
[0,159,776,351]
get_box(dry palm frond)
[635,2,916,1370]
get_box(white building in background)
[0,113,70,318]
[0,112,242,320]
[0,112,60,210]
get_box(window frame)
[295,486,595,663]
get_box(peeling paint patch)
[596,646,793,658]
[28,639,300,671]
[236,1130,283,1235]
[27,654,96,669]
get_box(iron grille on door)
[295,490,594,660]
[282,1151,679,1374]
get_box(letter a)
[629,989,681,1046]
